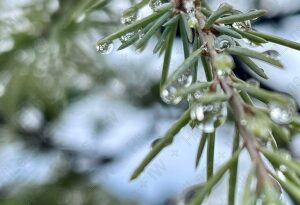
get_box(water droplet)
[213,54,234,76]
[121,12,138,24]
[119,32,135,43]
[96,41,114,54]
[246,78,260,87]
[203,117,215,133]
[151,138,162,148]
[269,101,295,124]
[149,0,162,11]
[193,90,202,99]
[262,49,280,60]
[214,102,228,127]
[75,13,86,23]
[214,35,235,49]
[160,86,182,104]
[279,165,287,172]
[187,94,193,102]
[138,29,144,39]
[178,70,193,88]
[240,119,248,126]
[17,105,44,133]
[195,105,204,121]
[188,13,198,28]
[232,20,252,31]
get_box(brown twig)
[182,0,270,193]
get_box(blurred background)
[1,0,300,204]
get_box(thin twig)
[183,0,271,193]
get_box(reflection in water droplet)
[214,35,235,49]
[75,13,86,23]
[232,19,252,31]
[262,49,280,60]
[121,12,138,25]
[240,119,248,126]
[188,13,198,28]
[138,29,144,39]
[203,117,215,133]
[246,78,260,87]
[193,90,202,99]
[269,101,295,124]
[149,0,162,11]
[17,105,44,133]
[96,41,114,54]
[160,86,182,104]
[213,54,234,77]
[178,70,193,88]
[119,32,135,43]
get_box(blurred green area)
[0,0,137,204]
[0,172,135,205]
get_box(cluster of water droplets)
[189,97,228,134]
[161,69,194,105]
[96,41,114,54]
[119,12,139,43]
[96,11,140,54]
[121,11,139,25]
[269,100,296,124]
[213,54,235,77]
[149,0,162,11]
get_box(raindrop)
[195,105,204,121]
[193,90,202,99]
[138,29,144,39]
[17,105,44,133]
[190,108,197,120]
[119,32,135,43]
[213,54,235,76]
[203,117,216,133]
[279,165,287,172]
[262,49,280,60]
[187,13,198,28]
[246,78,260,87]
[160,86,182,104]
[269,102,295,124]
[75,13,86,23]
[149,0,162,11]
[121,12,138,24]
[232,20,252,31]
[214,35,235,49]
[178,70,193,88]
[214,102,228,127]
[96,41,113,54]
[240,119,248,126]
[187,94,193,102]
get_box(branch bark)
[183,0,270,193]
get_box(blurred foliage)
[0,172,135,205]
[0,0,138,204]
[0,0,118,128]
